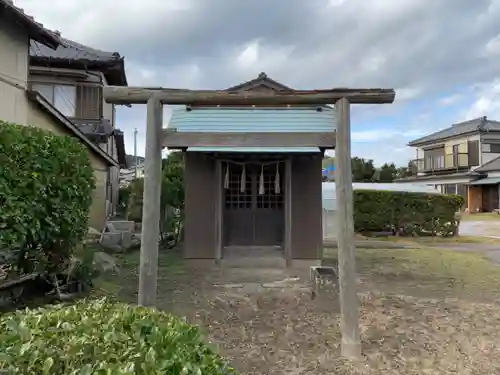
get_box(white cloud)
[13,0,500,166]
[485,34,500,56]
[234,39,295,76]
[236,40,260,69]
[464,80,500,120]
[352,128,425,142]
[395,86,422,101]
[439,94,462,106]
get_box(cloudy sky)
[16,0,500,166]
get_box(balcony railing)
[70,118,113,134]
[70,118,113,144]
[413,153,469,173]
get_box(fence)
[322,182,441,240]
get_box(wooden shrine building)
[167,73,336,267]
[103,73,394,358]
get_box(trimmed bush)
[0,298,236,374]
[0,123,95,274]
[353,190,464,236]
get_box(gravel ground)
[96,248,500,374]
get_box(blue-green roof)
[168,106,335,133]
[186,147,320,153]
[169,106,335,153]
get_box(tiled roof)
[0,0,61,49]
[29,37,128,86]
[226,72,293,91]
[474,155,500,173]
[408,116,500,146]
[30,37,120,62]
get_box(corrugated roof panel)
[187,147,320,153]
[470,177,500,185]
[168,106,336,133]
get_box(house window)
[468,140,479,166]
[452,144,459,167]
[434,155,444,169]
[444,184,457,195]
[31,83,102,119]
[32,83,76,117]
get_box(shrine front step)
[221,246,286,268]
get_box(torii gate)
[103,85,395,358]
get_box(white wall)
[0,20,29,124]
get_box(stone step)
[220,256,286,268]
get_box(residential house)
[399,116,500,212]
[120,163,145,188]
[0,0,59,124]
[0,0,119,229]
[28,33,128,217]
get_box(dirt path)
[154,266,342,374]
[101,250,500,374]
[460,220,500,238]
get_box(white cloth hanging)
[240,164,246,193]
[274,162,280,194]
[259,164,265,195]
[223,163,229,189]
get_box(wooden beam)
[162,131,336,149]
[334,97,361,359]
[103,86,396,105]
[138,96,163,307]
[285,157,292,264]
[214,159,223,263]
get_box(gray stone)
[93,251,119,273]
[88,227,102,236]
[101,232,122,247]
[85,227,102,245]
[107,220,135,233]
[310,266,339,312]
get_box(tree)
[351,157,376,182]
[378,162,398,182]
[395,160,417,179]
[160,151,185,247]
[125,151,185,247]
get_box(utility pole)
[134,128,138,179]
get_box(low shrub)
[127,178,144,222]
[353,190,464,236]
[0,123,95,275]
[0,298,236,374]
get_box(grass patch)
[93,249,184,301]
[371,235,500,246]
[324,247,500,301]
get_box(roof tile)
[408,117,500,146]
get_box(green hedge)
[0,122,95,274]
[0,298,236,374]
[353,190,464,237]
